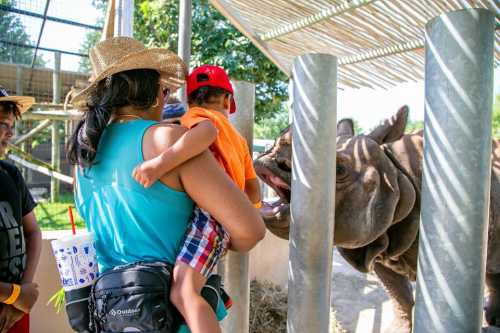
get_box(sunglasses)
[159,79,171,97]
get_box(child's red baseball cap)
[187,65,236,114]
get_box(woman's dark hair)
[188,73,230,106]
[68,69,160,167]
[0,101,21,119]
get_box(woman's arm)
[179,151,266,252]
[245,178,261,204]
[144,123,266,251]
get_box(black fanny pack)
[89,261,181,333]
[65,261,229,332]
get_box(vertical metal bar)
[50,120,60,202]
[51,52,61,203]
[121,0,134,37]
[15,65,27,178]
[15,65,23,139]
[414,9,495,333]
[288,54,337,333]
[15,65,24,96]
[220,81,255,333]
[288,78,294,124]
[52,52,61,103]
[177,0,192,103]
[114,0,123,36]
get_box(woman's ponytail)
[68,69,160,167]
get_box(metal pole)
[288,54,337,333]
[177,0,192,103]
[15,65,26,178]
[15,65,23,139]
[220,81,255,333]
[52,52,61,103]
[114,0,122,36]
[51,52,61,203]
[414,9,495,333]
[120,0,134,37]
[287,78,294,124]
[15,65,23,96]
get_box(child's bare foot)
[132,156,164,188]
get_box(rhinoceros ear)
[368,105,409,144]
[337,118,354,137]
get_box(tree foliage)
[254,110,289,139]
[78,0,105,72]
[0,0,45,66]
[79,0,288,136]
[402,95,500,137]
[405,119,423,133]
[134,0,288,124]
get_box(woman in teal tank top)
[67,37,265,333]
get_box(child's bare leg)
[170,261,221,333]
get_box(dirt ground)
[249,250,394,333]
[250,249,500,333]
[330,250,393,333]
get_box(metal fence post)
[15,65,27,178]
[177,0,192,104]
[413,9,495,333]
[220,81,255,333]
[51,51,62,202]
[121,0,134,37]
[288,54,337,333]
[114,0,133,37]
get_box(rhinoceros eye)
[336,165,348,180]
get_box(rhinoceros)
[254,106,500,333]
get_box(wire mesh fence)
[1,0,102,101]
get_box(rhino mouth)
[254,161,292,239]
[260,173,291,218]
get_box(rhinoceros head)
[254,106,417,248]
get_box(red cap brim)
[230,97,236,114]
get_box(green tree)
[254,109,288,139]
[78,0,106,72]
[134,0,288,123]
[78,29,101,72]
[405,119,424,133]
[0,0,45,66]
[79,0,289,131]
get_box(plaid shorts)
[177,207,230,277]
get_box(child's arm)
[245,178,262,207]
[133,120,217,187]
[243,144,262,207]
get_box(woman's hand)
[144,123,266,252]
[0,304,25,333]
[180,151,266,252]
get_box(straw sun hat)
[0,87,35,114]
[70,37,187,106]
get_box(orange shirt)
[181,107,257,191]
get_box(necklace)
[111,114,143,123]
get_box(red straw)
[68,206,76,235]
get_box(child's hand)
[132,156,164,188]
[13,283,39,313]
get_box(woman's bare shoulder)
[146,122,188,150]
